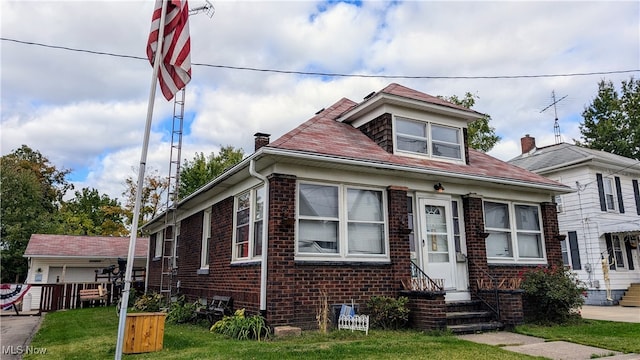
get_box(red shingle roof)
[24,234,149,258]
[269,85,564,188]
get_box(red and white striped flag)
[147,0,191,101]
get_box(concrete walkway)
[459,305,640,360]
[0,314,44,360]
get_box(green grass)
[25,306,543,360]
[516,318,640,354]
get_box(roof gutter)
[260,147,573,193]
[249,158,269,314]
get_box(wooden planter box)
[123,312,166,354]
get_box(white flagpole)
[114,1,168,359]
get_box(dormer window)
[394,116,462,160]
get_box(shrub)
[366,296,409,330]
[132,292,166,312]
[520,265,587,324]
[210,309,270,341]
[166,295,200,324]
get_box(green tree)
[178,146,245,198]
[57,187,128,236]
[577,77,640,160]
[122,168,169,232]
[0,145,72,282]
[441,92,501,152]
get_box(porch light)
[433,183,445,193]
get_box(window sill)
[230,259,261,267]
[152,257,161,262]
[487,261,547,267]
[197,268,209,275]
[294,256,391,265]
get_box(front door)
[419,198,456,290]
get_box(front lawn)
[25,306,542,360]
[516,319,640,354]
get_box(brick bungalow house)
[143,83,571,331]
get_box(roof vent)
[315,108,325,115]
[363,91,376,100]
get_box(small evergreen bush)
[366,296,409,329]
[520,265,587,324]
[210,309,270,341]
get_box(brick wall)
[462,193,488,290]
[402,291,447,331]
[357,113,393,153]
[540,201,563,266]
[265,175,413,329]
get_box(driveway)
[0,314,44,360]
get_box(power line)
[3,37,639,80]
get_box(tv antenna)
[540,90,567,144]
[189,0,215,17]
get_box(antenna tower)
[540,90,567,144]
[159,0,215,300]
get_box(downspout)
[249,159,269,315]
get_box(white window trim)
[154,230,163,259]
[231,186,264,263]
[295,181,390,262]
[483,200,547,264]
[200,209,211,269]
[603,177,616,211]
[393,116,464,162]
[611,235,628,270]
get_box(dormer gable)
[336,84,484,165]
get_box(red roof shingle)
[269,85,565,189]
[24,234,149,258]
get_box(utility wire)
[3,37,639,80]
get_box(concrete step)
[447,321,504,334]
[619,299,640,307]
[446,311,494,325]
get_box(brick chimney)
[521,134,536,154]
[254,132,270,151]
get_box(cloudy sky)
[2,0,639,203]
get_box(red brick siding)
[541,202,563,266]
[357,113,394,153]
[403,292,447,330]
[462,194,489,290]
[265,175,412,329]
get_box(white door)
[419,198,456,289]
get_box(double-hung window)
[297,182,387,260]
[201,209,211,269]
[233,186,264,261]
[603,178,616,211]
[483,201,545,263]
[154,230,163,259]
[395,117,462,161]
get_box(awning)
[600,221,640,236]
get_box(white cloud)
[2,0,638,203]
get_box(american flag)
[147,0,191,101]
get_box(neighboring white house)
[509,136,640,305]
[22,234,149,310]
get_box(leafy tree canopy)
[122,168,169,232]
[0,145,72,282]
[440,93,501,152]
[179,146,245,198]
[577,77,640,160]
[57,187,128,236]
